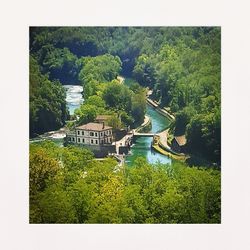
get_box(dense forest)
[29,27,221,223]
[30,26,220,165]
[30,141,220,223]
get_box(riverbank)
[152,134,187,161]
[125,104,172,166]
[146,97,175,121]
[135,115,151,132]
[146,95,189,161]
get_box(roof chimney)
[102,122,105,129]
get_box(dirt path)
[157,129,171,149]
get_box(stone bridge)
[133,132,156,137]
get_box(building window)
[82,138,85,143]
[77,130,80,135]
[100,132,103,136]
[95,132,98,137]
[68,137,71,141]
[101,139,104,144]
[72,137,75,141]
[90,132,94,136]
[91,139,93,144]
[78,138,80,143]
[82,131,84,136]
[95,140,98,144]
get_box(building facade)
[66,122,113,146]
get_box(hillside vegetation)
[30,27,220,165]
[30,142,220,223]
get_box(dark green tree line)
[30,56,68,137]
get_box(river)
[63,85,84,115]
[125,105,172,166]
[31,84,172,165]
[63,85,172,166]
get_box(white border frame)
[1,0,250,249]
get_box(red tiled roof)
[175,135,187,146]
[76,122,112,131]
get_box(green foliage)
[102,81,147,126]
[30,56,68,136]
[131,88,147,125]
[74,104,98,125]
[29,27,221,223]
[133,54,156,88]
[37,185,78,223]
[78,54,122,98]
[61,146,94,172]
[37,45,80,84]
[132,28,221,164]
[84,95,106,108]
[29,145,60,195]
[174,106,195,136]
[103,82,132,113]
[107,115,123,130]
[30,26,220,163]
[30,143,221,224]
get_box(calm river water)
[125,105,172,166]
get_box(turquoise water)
[125,105,172,166]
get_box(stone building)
[66,122,113,145]
[66,122,112,145]
[66,122,115,157]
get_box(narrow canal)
[125,105,172,166]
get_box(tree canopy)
[29,27,221,224]
[30,141,221,223]
[30,56,68,137]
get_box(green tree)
[131,89,147,125]
[29,147,60,195]
[103,82,132,113]
[38,185,78,223]
[30,56,68,136]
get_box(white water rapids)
[63,85,84,115]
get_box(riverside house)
[66,122,113,145]
[66,122,115,157]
